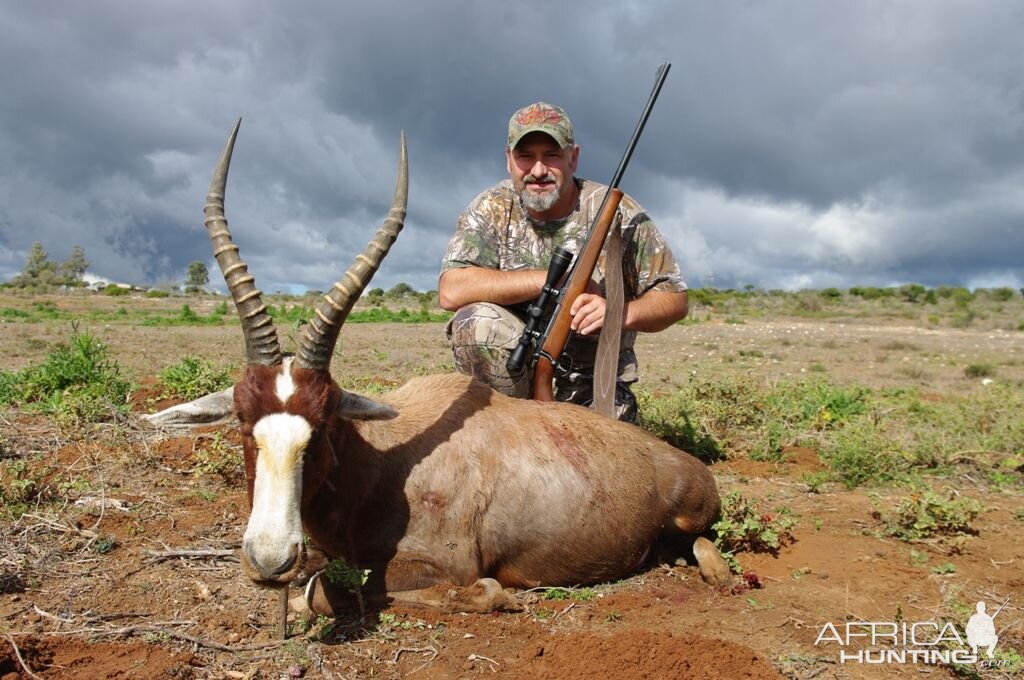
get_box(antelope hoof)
[693,536,732,587]
[446,578,522,613]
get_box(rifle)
[506,62,672,403]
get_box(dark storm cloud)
[0,1,1021,293]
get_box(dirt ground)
[1,294,1022,679]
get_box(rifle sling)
[593,213,624,418]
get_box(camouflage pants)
[445,302,639,423]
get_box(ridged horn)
[205,119,282,366]
[296,132,408,371]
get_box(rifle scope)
[506,245,574,374]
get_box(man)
[439,102,687,422]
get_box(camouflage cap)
[507,102,574,149]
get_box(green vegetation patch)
[266,303,451,324]
[141,303,226,327]
[638,375,1023,489]
[713,491,797,572]
[881,489,983,541]
[157,355,234,401]
[0,328,132,426]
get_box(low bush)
[0,328,132,426]
[157,355,233,401]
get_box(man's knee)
[446,303,524,349]
[446,303,529,397]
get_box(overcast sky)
[1,1,1022,294]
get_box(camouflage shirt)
[441,178,686,383]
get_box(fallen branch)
[142,548,238,563]
[5,633,43,680]
[395,646,439,676]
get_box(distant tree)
[185,261,210,293]
[988,287,1015,302]
[386,282,416,299]
[9,242,91,289]
[59,245,90,284]
[820,287,843,300]
[11,242,59,288]
[23,242,54,279]
[898,284,927,304]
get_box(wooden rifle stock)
[532,188,623,401]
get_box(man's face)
[506,132,579,217]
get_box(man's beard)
[519,173,560,213]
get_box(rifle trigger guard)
[538,350,573,379]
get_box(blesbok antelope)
[149,120,730,615]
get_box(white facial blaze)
[243,412,311,574]
[275,356,297,403]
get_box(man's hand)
[569,293,606,335]
[569,280,606,336]
[570,287,689,336]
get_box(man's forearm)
[438,267,548,310]
[623,290,688,332]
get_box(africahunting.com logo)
[814,599,1015,668]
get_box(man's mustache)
[524,173,557,184]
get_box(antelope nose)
[246,544,299,581]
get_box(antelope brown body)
[174,121,729,614]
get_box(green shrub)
[820,419,902,488]
[986,287,1015,302]
[192,431,242,482]
[346,306,451,323]
[849,286,894,300]
[0,308,31,320]
[964,364,994,379]
[144,289,171,298]
[898,284,928,303]
[882,490,983,541]
[636,389,724,462]
[103,284,131,296]
[157,355,233,401]
[140,304,226,327]
[0,460,48,520]
[0,329,132,425]
[267,304,313,323]
[689,288,718,307]
[713,491,797,571]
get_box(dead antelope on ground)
[148,120,731,615]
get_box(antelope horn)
[205,119,282,366]
[296,132,408,371]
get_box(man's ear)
[337,390,398,421]
[505,147,514,175]
[568,144,580,174]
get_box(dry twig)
[142,548,238,563]
[5,633,43,680]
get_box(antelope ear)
[144,386,235,427]
[337,390,398,421]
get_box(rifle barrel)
[583,62,671,272]
[608,62,671,190]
